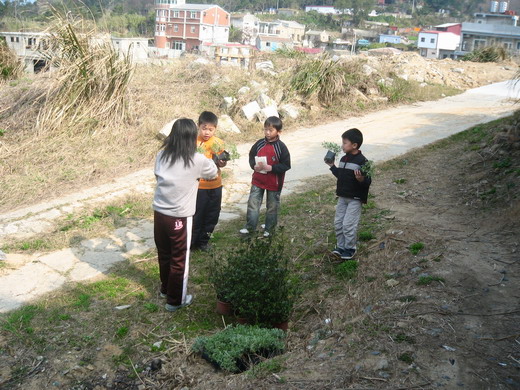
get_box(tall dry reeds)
[0,39,23,81]
[289,55,347,105]
[36,8,134,133]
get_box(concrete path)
[1,80,519,313]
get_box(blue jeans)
[245,185,281,232]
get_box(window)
[266,42,271,47]
[16,37,19,42]
[474,39,486,49]
[190,11,197,18]
[10,37,14,42]
[173,41,184,50]
[420,37,425,42]
[161,24,166,32]
[430,38,435,43]
[517,42,520,50]
[174,25,178,32]
[191,26,195,33]
[173,11,179,18]
[503,41,512,49]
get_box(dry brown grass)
[0,39,23,81]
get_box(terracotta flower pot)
[236,317,249,325]
[216,300,233,316]
[272,321,289,332]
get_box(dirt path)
[1,80,519,314]
[1,81,519,242]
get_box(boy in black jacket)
[325,128,371,260]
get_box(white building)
[111,37,149,62]
[417,30,461,59]
[230,13,259,45]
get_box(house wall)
[379,35,401,44]
[418,32,439,49]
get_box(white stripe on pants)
[334,197,362,250]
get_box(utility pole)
[412,0,416,15]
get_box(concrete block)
[242,101,261,121]
[218,115,241,134]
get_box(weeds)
[408,242,424,255]
[37,8,134,133]
[462,46,509,63]
[417,275,445,285]
[0,39,23,81]
[290,55,347,105]
[335,260,358,280]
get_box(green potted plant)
[208,255,235,316]
[322,141,342,164]
[192,324,286,373]
[210,140,240,164]
[225,236,296,329]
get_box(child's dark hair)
[198,111,218,126]
[161,118,197,167]
[264,116,282,131]
[342,128,363,148]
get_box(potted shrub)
[192,324,286,373]
[210,141,240,164]
[322,141,342,164]
[225,236,296,328]
[208,255,235,315]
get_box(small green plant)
[417,275,445,285]
[335,260,358,280]
[394,333,415,344]
[321,141,342,154]
[398,352,414,364]
[143,303,159,313]
[361,160,375,178]
[493,157,512,169]
[192,325,286,373]
[408,242,424,255]
[461,46,508,62]
[394,178,407,184]
[116,326,129,339]
[359,231,375,241]
[0,129,5,136]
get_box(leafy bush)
[192,325,286,373]
[216,237,296,325]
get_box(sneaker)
[340,249,356,260]
[239,228,249,235]
[331,247,343,256]
[199,243,212,252]
[263,231,270,238]
[165,294,193,312]
[159,292,167,299]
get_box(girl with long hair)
[153,118,218,312]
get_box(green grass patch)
[398,295,417,302]
[335,260,358,280]
[408,242,424,255]
[359,231,375,241]
[398,352,414,364]
[417,275,445,285]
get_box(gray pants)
[334,197,362,250]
